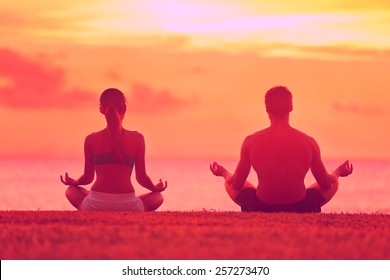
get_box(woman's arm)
[60,135,95,186]
[134,134,167,192]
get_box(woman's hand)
[333,160,353,177]
[60,172,78,186]
[154,179,168,192]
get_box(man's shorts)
[236,188,325,213]
[80,190,144,211]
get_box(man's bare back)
[245,124,321,204]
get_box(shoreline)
[1,211,390,260]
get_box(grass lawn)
[1,211,390,259]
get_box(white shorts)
[80,190,144,211]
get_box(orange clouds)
[0,48,195,113]
[127,84,195,114]
[0,48,95,109]
[332,102,387,116]
[0,42,389,158]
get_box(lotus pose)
[210,86,352,212]
[61,88,167,211]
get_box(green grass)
[1,211,390,259]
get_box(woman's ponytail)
[100,88,127,164]
[106,104,121,131]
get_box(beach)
[1,211,390,260]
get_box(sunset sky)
[1,0,390,159]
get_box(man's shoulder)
[249,127,270,137]
[250,127,318,146]
[246,127,275,140]
[243,129,270,146]
[244,130,262,140]
[290,127,319,149]
[288,126,312,138]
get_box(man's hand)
[210,162,229,177]
[334,160,353,177]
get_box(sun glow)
[64,0,390,57]
[2,0,389,56]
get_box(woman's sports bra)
[93,151,135,167]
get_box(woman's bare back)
[88,129,142,193]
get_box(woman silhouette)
[61,88,167,211]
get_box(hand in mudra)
[335,160,353,177]
[209,162,228,177]
[154,179,168,192]
[60,172,77,186]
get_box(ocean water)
[0,158,389,213]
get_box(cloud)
[106,70,122,82]
[332,102,387,116]
[225,42,390,61]
[187,65,206,75]
[287,45,390,61]
[0,48,95,109]
[126,84,195,114]
[0,9,82,42]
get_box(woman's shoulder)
[84,130,110,145]
[123,129,141,135]
[124,129,144,140]
[86,130,105,139]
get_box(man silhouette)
[210,86,352,212]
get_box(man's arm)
[230,136,252,190]
[310,138,332,190]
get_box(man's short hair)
[265,86,293,118]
